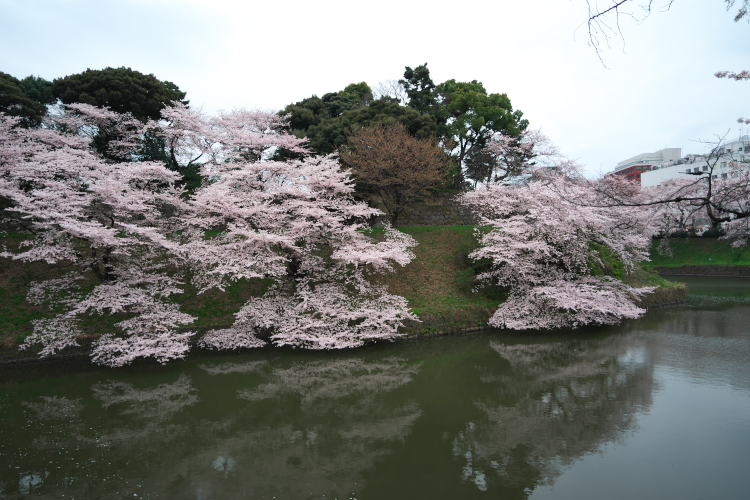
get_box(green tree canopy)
[433,79,528,187]
[281,69,527,190]
[399,63,437,115]
[293,97,437,155]
[19,76,55,107]
[280,82,435,155]
[281,82,372,135]
[53,67,188,122]
[396,65,529,188]
[0,72,46,127]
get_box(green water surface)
[1,277,749,499]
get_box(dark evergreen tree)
[53,67,188,123]
[18,76,55,107]
[0,72,46,127]
[399,63,437,116]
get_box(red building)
[609,164,655,185]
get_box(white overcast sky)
[1,0,748,176]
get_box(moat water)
[1,277,749,499]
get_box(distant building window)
[722,173,728,179]
[721,162,727,168]
[693,167,699,173]
[702,166,708,171]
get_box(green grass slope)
[374,226,500,335]
[644,238,750,268]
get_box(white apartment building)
[615,147,682,171]
[607,148,682,184]
[609,136,750,188]
[641,136,750,187]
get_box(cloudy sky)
[1,0,748,176]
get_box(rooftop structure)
[607,148,682,185]
[641,135,750,187]
[615,148,682,172]
[608,136,750,186]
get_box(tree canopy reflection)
[450,334,654,497]
[1,334,657,499]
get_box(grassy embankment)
[586,243,685,308]
[0,227,684,352]
[643,237,750,269]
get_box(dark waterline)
[2,277,749,499]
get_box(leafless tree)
[340,124,450,226]
[372,80,408,104]
[583,0,747,64]
[580,132,750,247]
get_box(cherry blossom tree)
[466,128,562,187]
[2,103,420,364]
[160,105,419,350]
[589,135,750,249]
[0,106,195,366]
[458,172,656,330]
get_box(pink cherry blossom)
[2,103,418,364]
[458,171,656,330]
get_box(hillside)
[1,228,686,354]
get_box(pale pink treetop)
[477,128,563,185]
[167,108,419,350]
[1,108,195,366]
[458,171,656,330]
[2,101,419,364]
[154,103,309,173]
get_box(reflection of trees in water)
[165,356,423,499]
[160,400,421,499]
[198,359,268,375]
[4,356,421,499]
[639,305,750,390]
[92,373,199,421]
[22,396,83,421]
[453,334,655,496]
[4,375,201,499]
[686,293,750,309]
[9,397,85,497]
[238,356,421,405]
[654,306,749,339]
